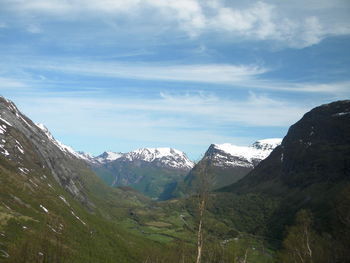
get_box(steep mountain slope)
[218,100,350,253]
[0,97,172,262]
[92,148,194,199]
[0,98,93,206]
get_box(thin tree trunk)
[196,199,205,263]
[242,248,248,263]
[304,227,312,260]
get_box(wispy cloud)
[2,56,349,96]
[2,0,349,48]
[238,80,350,95]
[15,90,309,129]
[34,61,267,83]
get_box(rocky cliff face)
[0,97,93,206]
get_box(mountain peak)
[124,147,194,170]
[209,138,282,168]
[94,151,123,164]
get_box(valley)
[0,96,349,263]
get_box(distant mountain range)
[78,140,281,199]
[89,148,194,199]
[25,124,196,199]
[35,121,279,199]
[16,114,281,200]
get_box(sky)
[0,0,349,160]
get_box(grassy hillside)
[93,163,188,200]
[0,154,167,262]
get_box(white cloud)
[206,1,349,48]
[211,2,275,35]
[147,0,206,37]
[295,81,350,94]
[23,59,267,84]
[2,0,349,48]
[245,80,350,95]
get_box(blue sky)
[0,0,349,160]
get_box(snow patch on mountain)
[211,138,282,168]
[94,151,123,164]
[0,117,12,127]
[36,123,90,161]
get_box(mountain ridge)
[90,147,194,170]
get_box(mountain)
[0,98,300,263]
[224,100,350,193]
[2,95,349,262]
[25,122,195,200]
[0,96,172,262]
[92,147,194,199]
[93,151,123,164]
[122,147,194,170]
[35,123,97,164]
[172,139,281,197]
[206,138,282,169]
[90,148,193,169]
[217,100,350,258]
[0,98,93,205]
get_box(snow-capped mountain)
[175,138,283,195]
[207,138,282,168]
[92,148,194,199]
[91,148,194,170]
[123,148,194,170]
